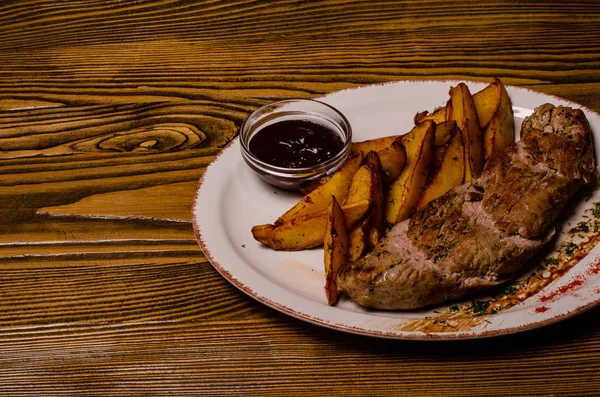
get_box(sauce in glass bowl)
[239,99,352,191]
[248,119,344,169]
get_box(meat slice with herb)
[337,104,596,310]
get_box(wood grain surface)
[2,0,600,395]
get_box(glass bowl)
[239,99,352,191]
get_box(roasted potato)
[346,161,374,204]
[414,105,446,125]
[348,217,369,261]
[351,135,400,156]
[324,197,350,305]
[432,120,458,170]
[473,78,502,128]
[251,224,276,245]
[364,151,385,248]
[265,199,369,251]
[346,151,385,251]
[299,175,331,195]
[416,128,465,209]
[480,79,515,161]
[449,83,484,182]
[377,138,407,185]
[385,120,435,224]
[276,154,362,225]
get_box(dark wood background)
[1,0,600,395]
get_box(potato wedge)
[324,197,350,305]
[416,128,465,209]
[299,175,331,195]
[251,224,276,245]
[345,151,386,255]
[473,78,503,128]
[385,120,435,224]
[364,151,385,248]
[482,80,514,160]
[435,120,458,146]
[348,217,369,261]
[267,199,369,251]
[346,161,374,205]
[414,105,446,125]
[351,135,400,156]
[432,120,458,170]
[449,83,483,182]
[276,154,362,225]
[377,138,407,185]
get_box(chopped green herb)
[592,203,600,218]
[242,244,246,248]
[504,285,517,295]
[471,300,491,316]
[569,221,590,234]
[563,242,578,257]
[450,305,459,312]
[544,258,560,267]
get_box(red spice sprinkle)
[588,260,600,275]
[539,277,585,303]
[535,306,550,313]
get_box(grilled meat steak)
[337,104,596,310]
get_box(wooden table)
[2,1,600,395]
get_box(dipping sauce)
[249,119,343,168]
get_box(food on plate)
[363,152,386,248]
[301,137,406,194]
[275,154,362,225]
[449,83,484,182]
[324,197,350,305]
[257,199,369,251]
[477,79,515,161]
[384,120,435,225]
[351,135,400,156]
[377,138,407,185]
[250,79,528,308]
[414,105,446,125]
[251,224,277,245]
[346,151,386,250]
[431,120,458,171]
[416,126,465,210]
[337,104,595,309]
[349,217,369,261]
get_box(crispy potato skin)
[251,224,276,245]
[385,120,435,225]
[351,135,400,157]
[324,197,350,305]
[414,105,446,125]
[377,139,407,185]
[364,151,385,249]
[482,79,515,161]
[348,216,369,261]
[449,83,484,182]
[264,200,369,251]
[276,154,362,225]
[417,128,465,209]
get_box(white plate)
[193,80,600,340]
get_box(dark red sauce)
[249,119,343,168]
